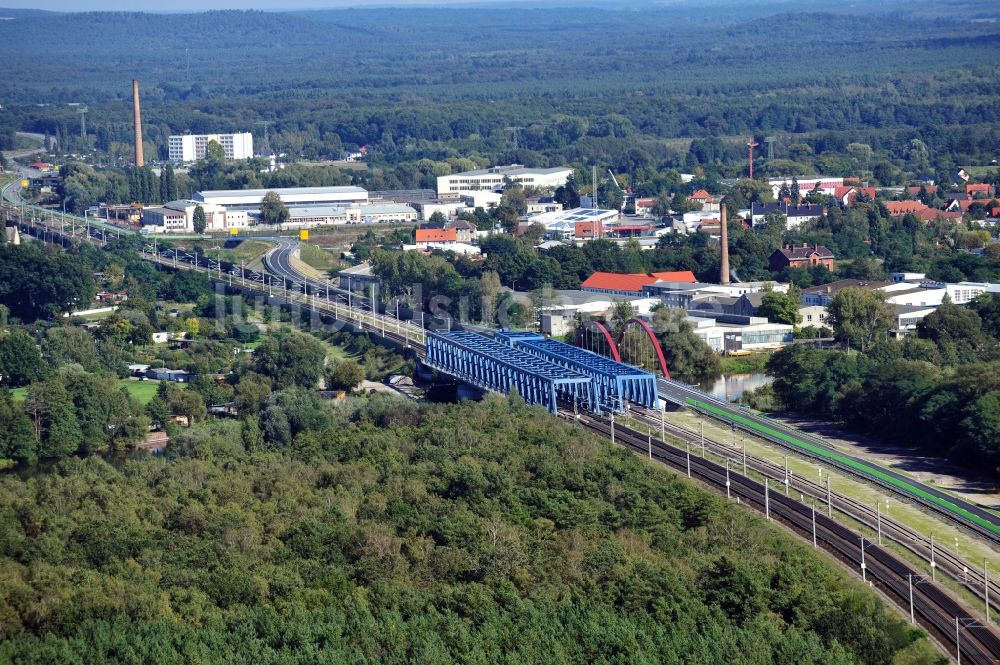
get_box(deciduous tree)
[827,287,894,352]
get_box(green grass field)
[10,379,164,405]
[299,243,344,272]
[222,240,273,265]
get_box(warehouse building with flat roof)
[195,186,368,210]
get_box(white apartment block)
[436,164,572,195]
[168,133,254,163]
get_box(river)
[698,373,772,403]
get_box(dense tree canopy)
[0,396,935,663]
[0,245,96,321]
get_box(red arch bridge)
[575,318,671,380]
[422,330,658,415]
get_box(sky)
[0,0,503,9]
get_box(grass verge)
[11,379,166,405]
[719,351,772,374]
[299,242,344,272]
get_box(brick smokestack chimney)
[132,80,144,167]
[720,203,730,284]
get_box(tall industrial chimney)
[132,80,144,168]
[720,203,730,285]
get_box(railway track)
[568,412,1000,664]
[625,406,1000,620]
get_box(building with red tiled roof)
[769,243,835,273]
[967,183,995,198]
[907,184,939,196]
[885,200,928,216]
[581,270,697,296]
[689,189,719,211]
[414,227,457,243]
[833,186,876,205]
[916,208,961,223]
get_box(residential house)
[945,198,975,214]
[418,219,476,243]
[749,203,824,229]
[689,189,719,211]
[833,186,876,206]
[769,243,835,273]
[449,220,477,243]
[634,197,657,217]
[415,227,457,243]
[884,201,928,217]
[906,184,939,197]
[967,183,996,199]
[798,305,830,329]
[916,208,961,223]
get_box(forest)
[0,395,939,664]
[0,1,997,192]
